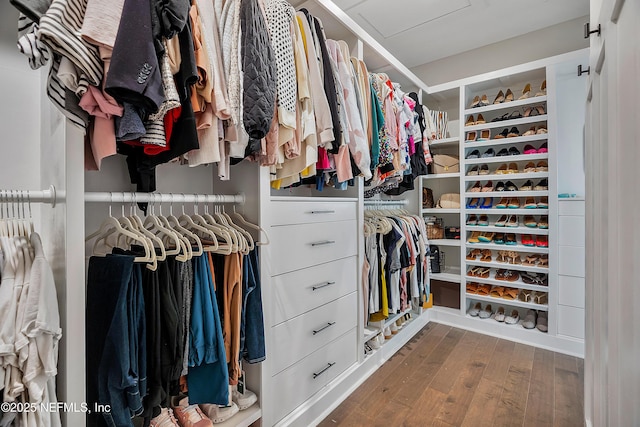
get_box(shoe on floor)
[150,408,181,427]
[199,402,239,424]
[232,386,258,410]
[522,310,537,329]
[536,311,548,333]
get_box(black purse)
[445,226,460,240]
[429,245,441,274]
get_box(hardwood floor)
[318,323,584,427]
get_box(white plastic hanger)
[191,200,233,255]
[165,195,202,257]
[177,197,219,253]
[231,205,270,246]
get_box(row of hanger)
[363,208,412,237]
[0,191,36,240]
[85,194,269,271]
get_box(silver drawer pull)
[312,281,336,291]
[311,240,336,247]
[312,322,336,335]
[308,210,336,214]
[312,362,336,379]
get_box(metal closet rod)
[0,185,60,206]
[83,191,245,204]
[363,199,409,206]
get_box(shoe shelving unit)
[418,51,588,356]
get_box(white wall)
[412,16,589,87]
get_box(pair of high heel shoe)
[469,80,547,108]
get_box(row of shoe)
[465,126,548,142]
[467,303,548,332]
[466,249,549,269]
[468,231,549,247]
[465,105,547,127]
[365,313,412,351]
[466,143,548,158]
[467,196,549,209]
[150,388,258,426]
[467,284,548,304]
[467,214,548,228]
[468,179,548,192]
[468,161,548,175]
[468,81,547,108]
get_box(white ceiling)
[292,0,589,69]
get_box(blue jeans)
[241,248,265,364]
[86,255,145,427]
[187,255,229,405]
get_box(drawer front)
[271,292,358,375]
[270,220,357,275]
[558,245,586,277]
[271,256,357,325]
[559,216,586,247]
[557,305,585,339]
[270,328,357,424]
[270,201,356,226]
[559,200,585,216]
[559,275,585,308]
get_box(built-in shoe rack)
[461,72,551,333]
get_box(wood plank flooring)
[318,323,584,427]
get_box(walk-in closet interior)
[0,0,637,426]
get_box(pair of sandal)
[467,266,490,278]
[495,269,519,282]
[519,290,548,305]
[466,248,492,262]
[466,282,491,295]
[523,161,548,172]
[522,253,548,267]
[521,271,548,286]
[496,251,522,264]
[489,285,519,300]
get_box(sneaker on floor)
[173,398,213,427]
[150,408,181,427]
[199,402,239,424]
[232,387,257,410]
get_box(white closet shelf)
[383,307,413,329]
[215,404,261,427]
[464,172,549,182]
[363,326,381,342]
[429,239,461,247]
[466,293,549,312]
[429,137,460,147]
[464,95,548,115]
[469,208,548,215]
[464,314,551,334]
[466,259,550,274]
[421,208,460,214]
[270,196,359,202]
[423,173,461,180]
[465,242,549,253]
[465,115,548,132]
[466,225,550,235]
[464,190,548,198]
[465,153,549,165]
[432,267,462,283]
[464,134,548,149]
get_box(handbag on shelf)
[436,193,460,209]
[425,217,445,240]
[432,154,459,174]
[429,245,442,273]
[422,187,434,209]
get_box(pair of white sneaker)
[202,386,258,423]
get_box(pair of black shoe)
[495,181,518,192]
[491,111,522,122]
[497,146,520,156]
[495,127,520,138]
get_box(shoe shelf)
[429,136,460,147]
[464,313,550,334]
[383,307,413,329]
[429,238,461,247]
[465,153,549,165]
[421,208,460,214]
[466,293,548,311]
[423,172,461,180]
[215,404,262,427]
[464,190,548,198]
[464,172,549,182]
[466,225,550,235]
[466,258,549,274]
[364,326,381,342]
[432,266,462,283]
[464,95,548,116]
[464,134,548,149]
[465,242,549,253]
[468,208,549,215]
[465,115,548,132]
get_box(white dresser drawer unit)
[270,200,356,226]
[270,328,358,424]
[270,256,357,325]
[270,292,358,375]
[269,220,357,275]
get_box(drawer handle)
[312,322,336,335]
[312,281,336,291]
[311,240,336,247]
[308,210,336,214]
[312,362,336,379]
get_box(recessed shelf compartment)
[432,267,462,283]
[465,115,548,132]
[465,153,549,165]
[423,173,461,180]
[429,239,461,247]
[464,95,548,115]
[464,134,548,149]
[466,225,550,235]
[468,208,549,215]
[429,137,460,147]
[464,172,549,182]
[465,259,550,275]
[464,190,548,198]
[421,208,460,214]
[465,242,549,253]
[466,293,549,311]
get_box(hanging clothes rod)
[363,199,409,206]
[0,185,60,207]
[83,192,245,204]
